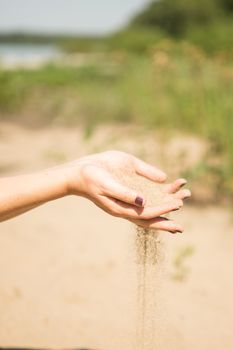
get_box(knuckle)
[137,212,151,220]
[104,150,124,157]
[123,192,135,204]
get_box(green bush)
[0,46,232,198]
[218,0,233,12]
[185,19,233,57]
[61,37,106,53]
[132,0,221,36]
[107,27,166,54]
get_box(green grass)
[172,245,195,282]
[0,41,232,198]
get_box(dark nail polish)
[135,196,144,207]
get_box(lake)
[0,43,61,68]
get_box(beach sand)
[0,123,232,350]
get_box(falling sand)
[135,226,163,350]
[117,173,170,350]
[97,159,173,349]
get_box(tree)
[131,0,222,36]
[219,0,233,12]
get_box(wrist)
[59,160,84,196]
[41,167,70,200]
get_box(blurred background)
[0,1,233,349]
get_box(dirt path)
[0,123,232,350]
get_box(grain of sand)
[118,174,169,350]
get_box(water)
[0,43,60,67]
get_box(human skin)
[0,151,191,232]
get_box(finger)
[164,178,187,194]
[133,157,167,183]
[144,199,183,219]
[98,195,183,220]
[174,189,191,200]
[131,217,183,233]
[102,177,146,207]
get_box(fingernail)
[135,196,144,207]
[169,230,182,234]
[169,230,179,234]
[172,208,180,212]
[180,178,187,186]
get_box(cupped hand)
[130,178,191,233]
[64,151,191,233]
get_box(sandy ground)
[0,123,233,350]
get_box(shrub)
[131,0,221,36]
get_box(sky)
[0,0,150,35]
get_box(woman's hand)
[130,178,191,233]
[0,150,190,228]
[64,151,191,233]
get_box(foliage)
[131,0,221,36]
[61,37,106,53]
[0,33,70,45]
[185,19,233,58]
[218,0,233,12]
[172,245,195,282]
[106,27,165,54]
[60,27,166,54]
[0,42,232,199]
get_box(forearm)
[0,151,190,233]
[0,167,68,222]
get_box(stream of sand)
[117,173,167,350]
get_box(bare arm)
[0,151,190,232]
[0,168,68,222]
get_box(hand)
[130,178,191,233]
[64,151,191,233]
